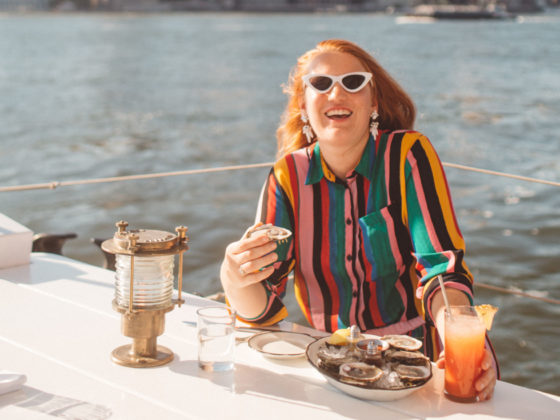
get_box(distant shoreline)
[2,0,556,15]
[0,9,392,16]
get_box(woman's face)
[301,51,376,149]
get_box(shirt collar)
[305,134,376,185]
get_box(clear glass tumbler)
[197,306,236,372]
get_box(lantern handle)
[175,226,188,307]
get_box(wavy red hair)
[276,39,416,158]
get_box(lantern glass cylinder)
[115,254,174,308]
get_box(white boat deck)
[1,253,559,419]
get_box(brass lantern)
[102,220,189,368]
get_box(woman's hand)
[219,224,279,319]
[474,349,497,401]
[221,224,278,290]
[436,349,497,401]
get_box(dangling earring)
[370,110,379,139]
[301,111,313,144]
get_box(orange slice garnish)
[475,304,498,330]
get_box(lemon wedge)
[475,304,498,330]
[327,328,351,346]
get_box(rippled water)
[1,11,559,395]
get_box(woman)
[220,39,497,400]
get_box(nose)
[327,81,347,98]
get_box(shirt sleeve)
[403,133,474,325]
[236,168,296,326]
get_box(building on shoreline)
[0,0,49,11]
[47,0,400,12]
[1,0,553,12]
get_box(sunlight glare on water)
[1,11,559,395]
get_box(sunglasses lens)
[308,76,333,92]
[342,74,367,91]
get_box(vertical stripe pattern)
[244,130,474,361]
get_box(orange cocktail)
[444,306,486,402]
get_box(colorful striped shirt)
[247,130,475,359]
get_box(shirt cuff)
[422,272,473,326]
[235,285,289,326]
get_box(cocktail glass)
[444,305,486,402]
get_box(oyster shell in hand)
[245,224,292,241]
[338,362,384,387]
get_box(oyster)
[266,226,292,241]
[317,345,360,371]
[394,363,432,386]
[338,362,383,387]
[246,224,292,242]
[381,334,422,351]
[385,349,429,366]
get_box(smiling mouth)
[325,109,352,120]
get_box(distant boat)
[406,4,516,20]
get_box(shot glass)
[197,306,236,372]
[444,305,487,402]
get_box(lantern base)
[111,344,174,368]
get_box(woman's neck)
[319,134,369,180]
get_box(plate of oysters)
[306,326,432,401]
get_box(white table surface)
[0,253,559,420]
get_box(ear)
[370,84,378,109]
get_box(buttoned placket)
[343,173,361,317]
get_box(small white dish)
[248,331,317,359]
[0,371,27,395]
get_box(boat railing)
[1,161,559,306]
[1,161,560,193]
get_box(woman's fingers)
[475,349,497,401]
[236,265,275,287]
[232,231,274,254]
[436,350,445,369]
[476,368,496,401]
[222,234,278,289]
[480,347,493,370]
[237,238,277,261]
[232,236,276,275]
[238,248,278,276]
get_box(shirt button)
[346,255,352,262]
[346,218,352,225]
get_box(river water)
[1,11,559,395]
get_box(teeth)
[326,109,352,117]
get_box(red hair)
[276,39,416,158]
